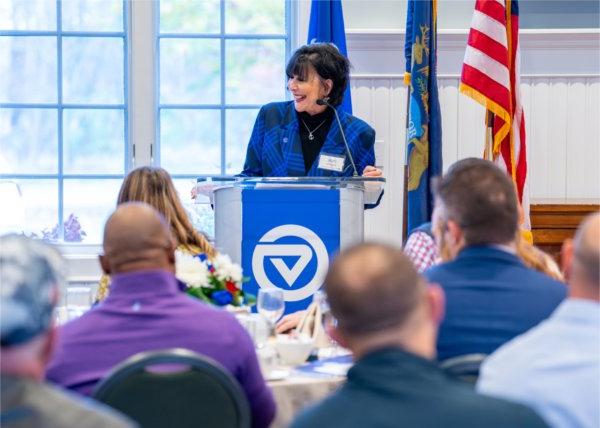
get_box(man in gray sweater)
[0,234,134,428]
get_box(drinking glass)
[257,288,285,335]
[313,290,341,358]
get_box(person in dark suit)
[425,158,566,361]
[241,43,382,178]
[291,243,548,428]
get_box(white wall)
[345,30,600,245]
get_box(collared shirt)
[424,246,566,360]
[291,347,548,428]
[490,243,517,255]
[404,231,438,273]
[478,299,600,428]
[46,270,275,428]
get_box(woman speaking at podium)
[240,43,382,179]
[240,44,382,334]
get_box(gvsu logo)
[252,225,329,302]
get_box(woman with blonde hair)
[515,232,563,281]
[96,166,216,301]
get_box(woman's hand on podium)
[362,165,383,177]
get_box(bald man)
[478,213,600,428]
[99,202,177,276]
[292,243,547,428]
[46,203,276,428]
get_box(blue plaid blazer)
[240,101,376,177]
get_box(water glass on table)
[257,288,285,338]
[313,290,344,359]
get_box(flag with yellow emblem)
[404,0,443,233]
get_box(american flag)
[460,0,528,227]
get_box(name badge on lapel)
[318,153,345,172]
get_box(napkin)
[295,301,330,348]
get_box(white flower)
[213,253,243,284]
[175,251,210,288]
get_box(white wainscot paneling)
[352,78,407,246]
[348,30,600,243]
[518,76,599,200]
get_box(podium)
[209,177,385,314]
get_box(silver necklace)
[301,119,327,141]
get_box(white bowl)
[274,334,314,366]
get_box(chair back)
[439,353,487,385]
[92,348,251,428]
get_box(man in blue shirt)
[478,212,600,428]
[424,158,566,361]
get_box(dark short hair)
[286,43,350,107]
[433,158,518,245]
[324,243,424,337]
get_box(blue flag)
[307,0,352,114]
[404,0,442,233]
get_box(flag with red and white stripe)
[460,0,529,229]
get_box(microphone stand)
[316,99,359,177]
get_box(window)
[158,0,291,237]
[0,0,128,243]
[1,0,292,244]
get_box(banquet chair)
[439,353,487,385]
[92,348,250,428]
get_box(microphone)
[317,98,359,177]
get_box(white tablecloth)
[268,373,344,428]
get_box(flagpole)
[484,110,494,161]
[402,87,410,244]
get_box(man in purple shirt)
[46,202,276,428]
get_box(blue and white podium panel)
[242,189,340,314]
[212,178,377,315]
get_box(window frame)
[154,0,294,182]
[0,0,130,243]
[1,0,297,281]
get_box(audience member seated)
[96,166,216,302]
[0,235,134,428]
[478,212,600,428]
[291,243,548,428]
[425,158,566,361]
[46,203,275,428]
[404,222,439,273]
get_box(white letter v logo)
[267,244,313,287]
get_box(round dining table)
[265,353,351,427]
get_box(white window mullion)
[129,0,156,168]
